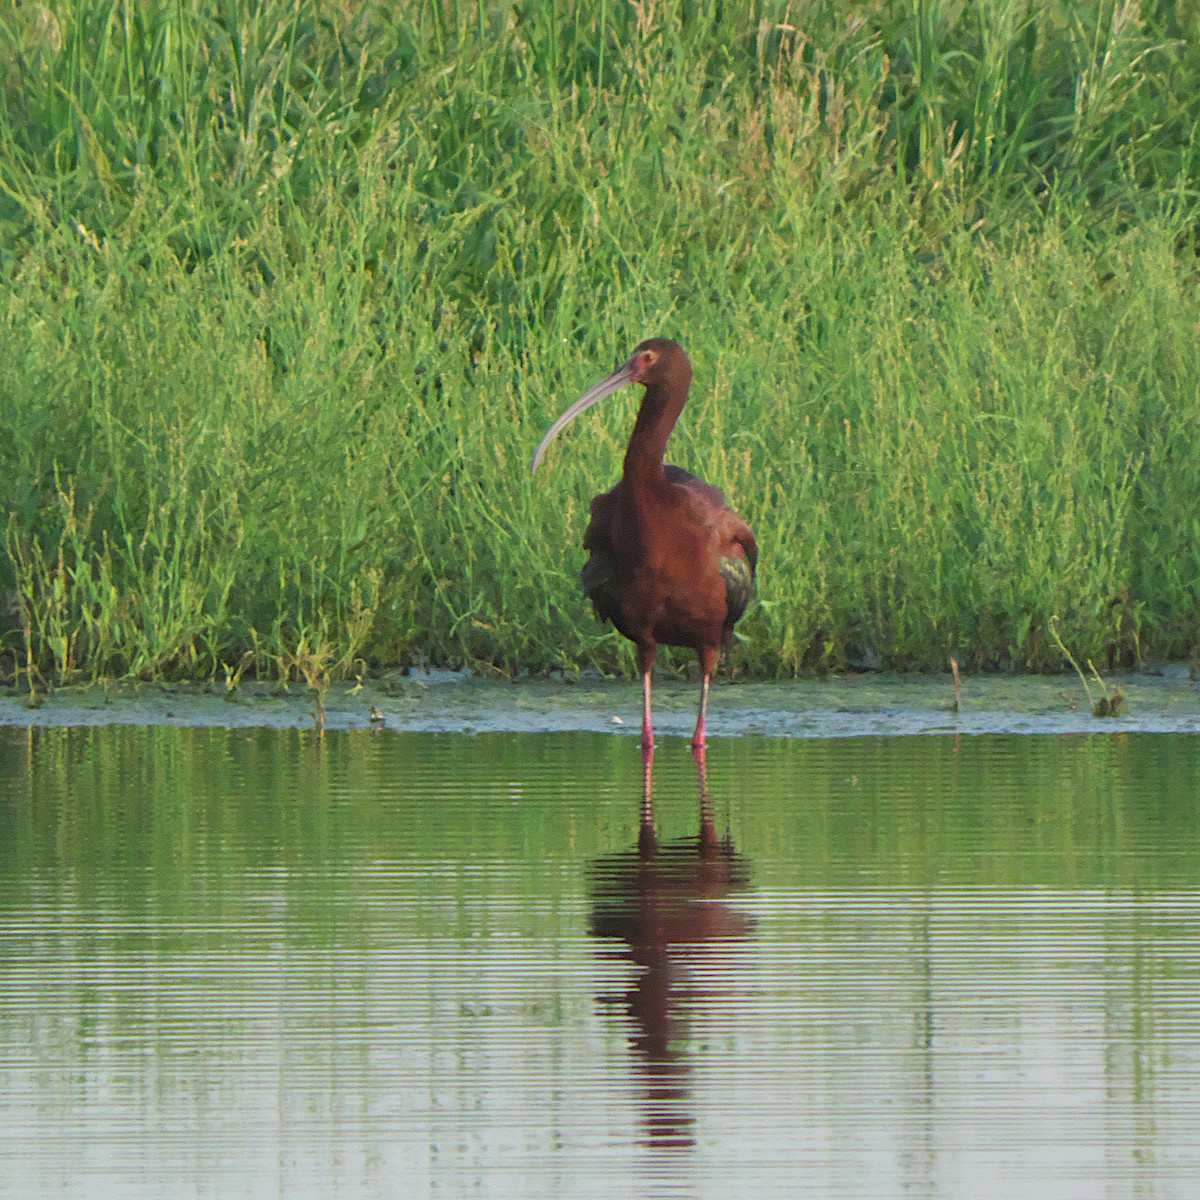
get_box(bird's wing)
[719,554,755,628]
[581,486,621,625]
[665,464,757,628]
[731,519,758,576]
[583,485,618,557]
[667,464,757,574]
[722,517,757,628]
[664,464,728,508]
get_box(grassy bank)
[3,0,1200,684]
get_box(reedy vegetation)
[2,0,1200,683]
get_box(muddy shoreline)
[4,666,1200,737]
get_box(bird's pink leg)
[637,645,656,752]
[691,648,718,749]
[641,670,655,751]
[691,674,710,749]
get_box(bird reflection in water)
[589,747,754,1149]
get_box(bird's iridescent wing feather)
[719,554,755,628]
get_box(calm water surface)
[2,727,1200,1198]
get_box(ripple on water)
[1,728,1199,1198]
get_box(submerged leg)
[692,741,717,853]
[639,742,656,856]
[637,643,656,751]
[691,647,719,749]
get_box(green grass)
[3,0,1200,684]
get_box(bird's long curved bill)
[530,364,634,473]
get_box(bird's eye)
[641,352,656,369]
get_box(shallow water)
[5,665,1200,737]
[2,727,1200,1198]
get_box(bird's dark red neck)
[622,375,689,492]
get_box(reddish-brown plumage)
[531,338,757,752]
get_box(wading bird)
[531,339,757,753]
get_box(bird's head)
[530,338,691,473]
[625,338,690,387]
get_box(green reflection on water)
[2,727,1200,1199]
[4,727,1199,889]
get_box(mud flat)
[3,667,1199,738]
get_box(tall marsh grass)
[3,0,1200,681]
